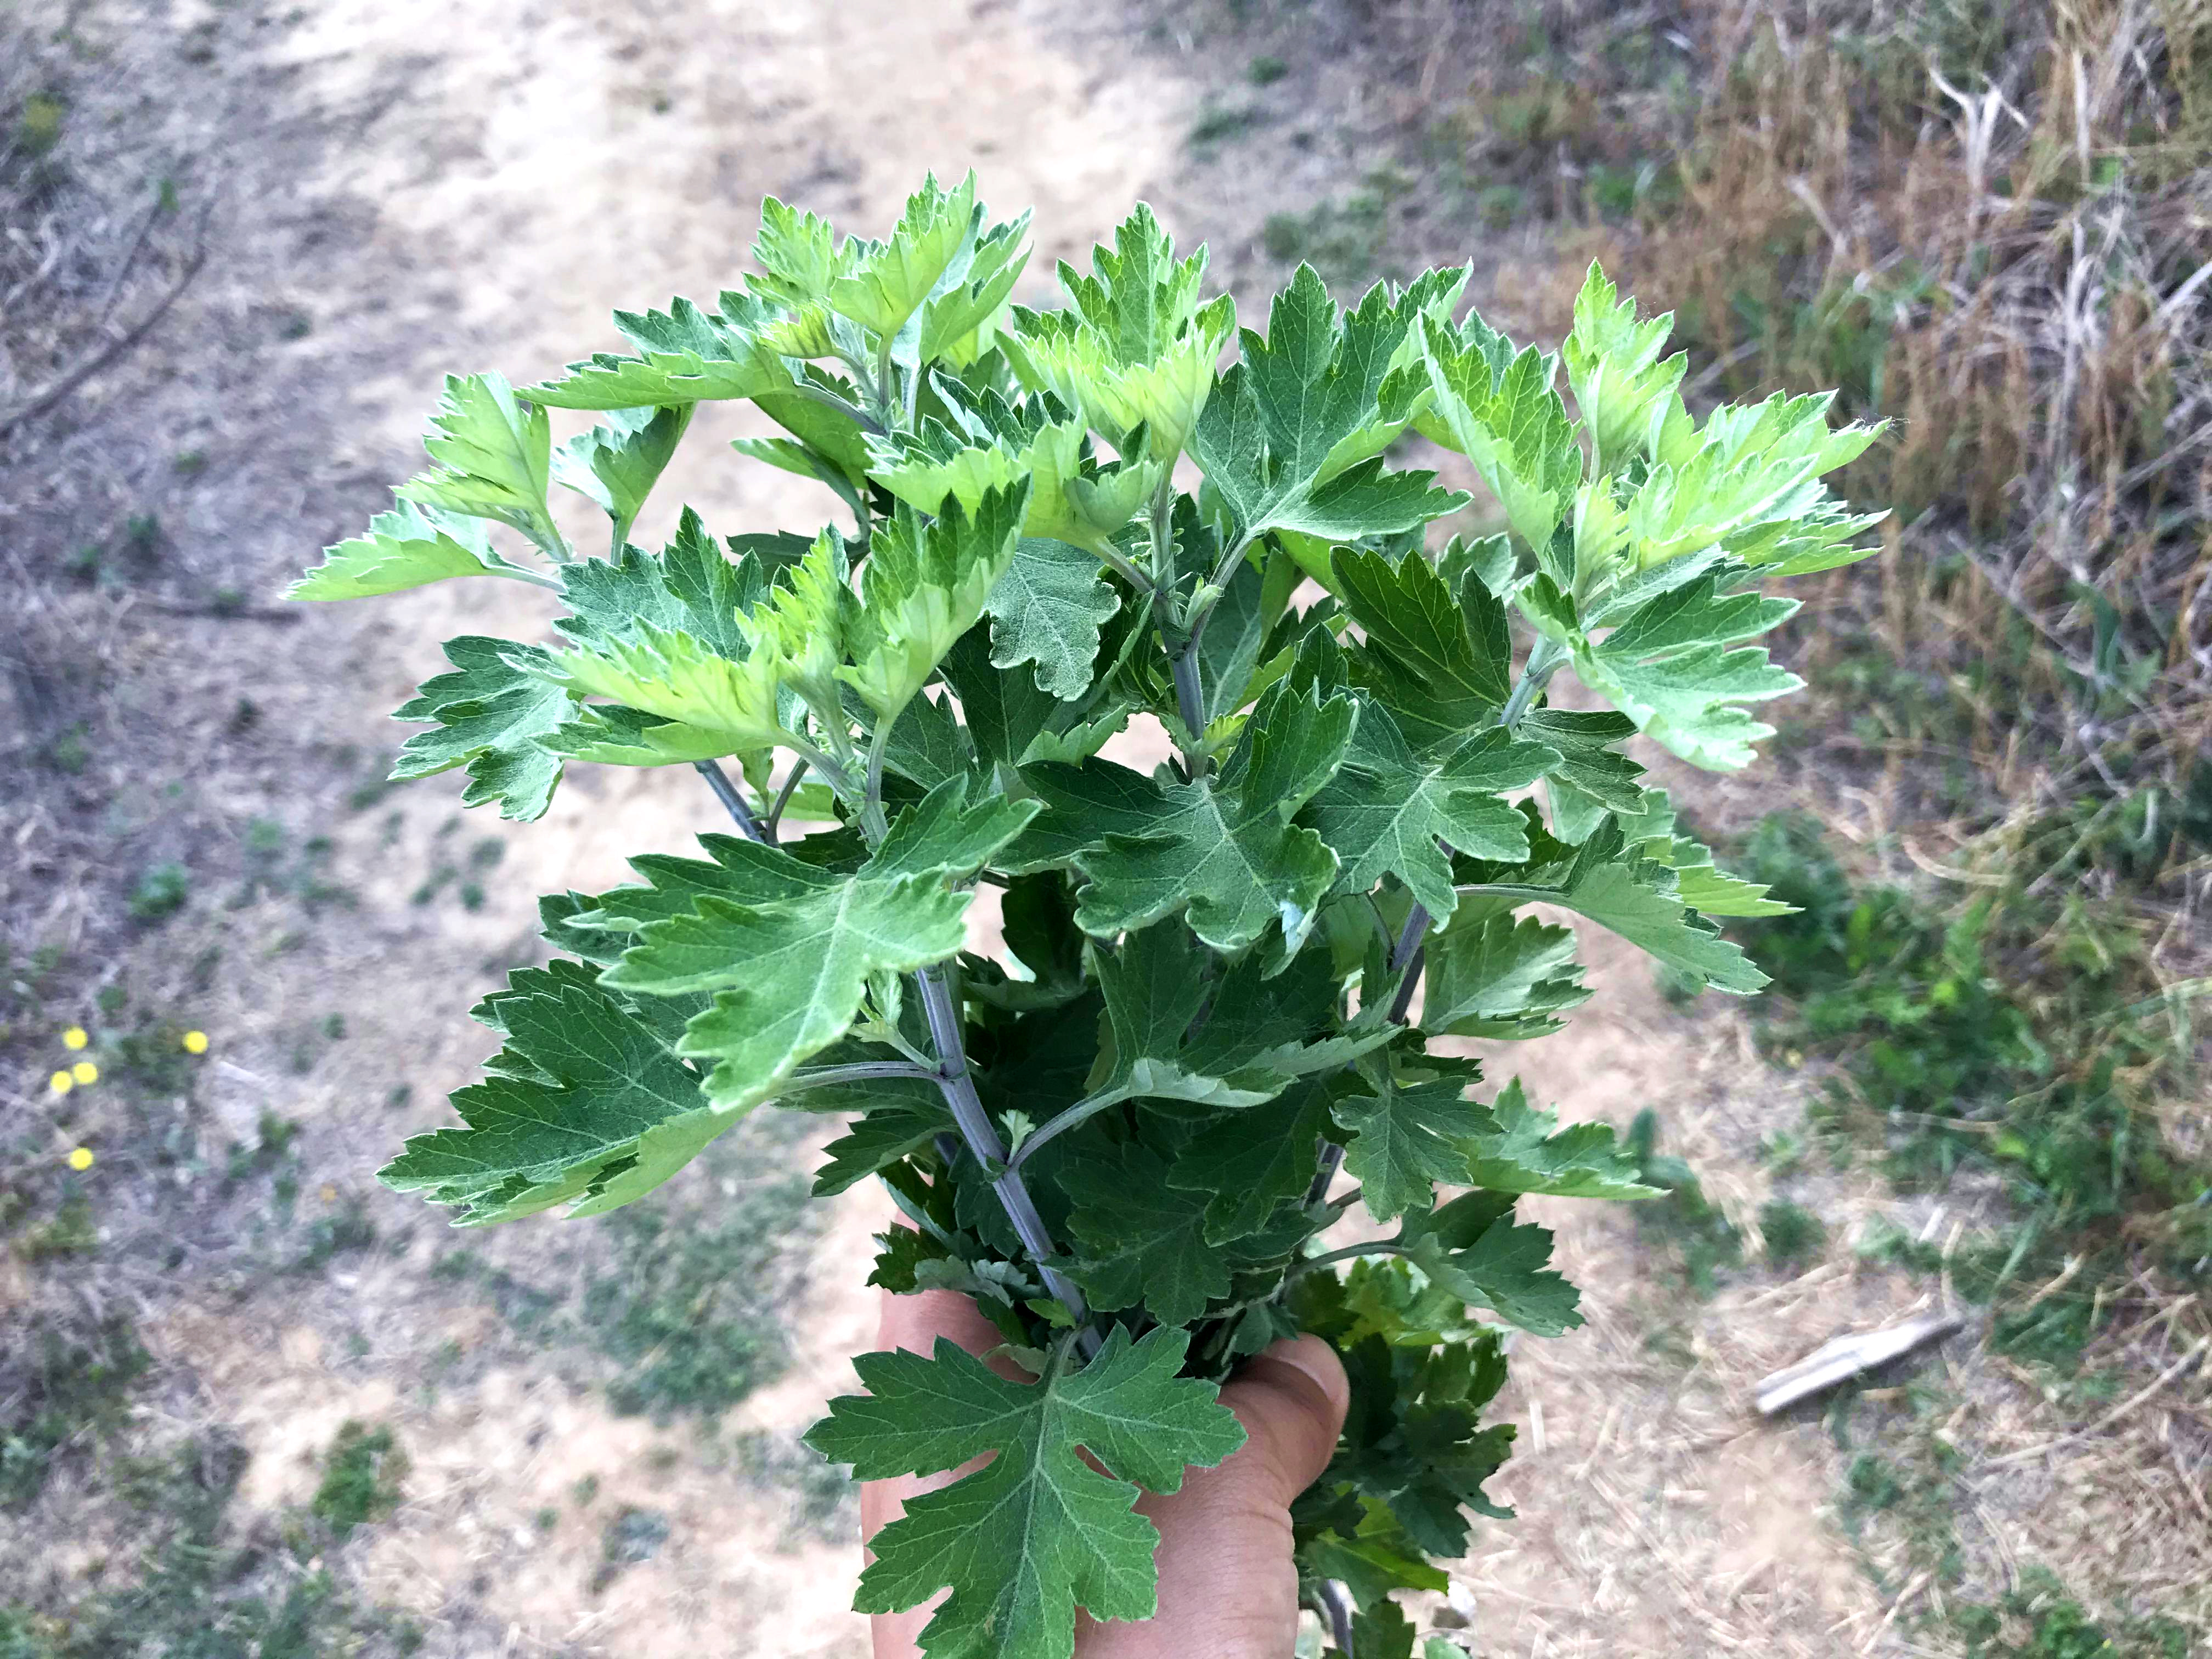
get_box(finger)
[1077,1336,1350,1658]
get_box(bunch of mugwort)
[296,176,1882,1657]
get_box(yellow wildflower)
[49,1070,73,1096]
[62,1026,89,1050]
[183,1029,210,1055]
[71,1061,98,1086]
[67,1147,94,1172]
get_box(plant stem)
[690,763,1099,1359]
[788,1060,938,1088]
[915,966,1102,1359]
[1291,1236,1407,1277]
[1004,1085,1124,1171]
[1305,633,1571,1204]
[765,760,811,842]
[1316,1581,1357,1657]
[693,759,766,842]
[1170,645,1206,753]
[791,377,887,437]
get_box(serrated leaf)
[1420,911,1591,1040]
[827,172,983,342]
[1401,1192,1582,1335]
[377,961,723,1224]
[390,636,571,821]
[291,500,497,600]
[394,373,559,550]
[1063,1145,1255,1323]
[985,537,1120,700]
[1563,262,1685,472]
[1611,788,1792,917]
[1418,313,1582,558]
[845,484,1029,718]
[1459,1078,1658,1200]
[1017,677,1353,952]
[1333,547,1513,750]
[1168,1075,1335,1243]
[550,404,692,545]
[1192,267,1466,548]
[1334,1070,1498,1222]
[1308,702,1559,923]
[528,295,793,408]
[555,507,769,660]
[806,1327,1245,1659]
[1457,812,1766,994]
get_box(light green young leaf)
[391,637,571,821]
[1418,313,1582,559]
[528,295,793,409]
[806,1327,1245,1659]
[1459,1079,1659,1200]
[1191,266,1468,549]
[984,537,1121,700]
[377,961,723,1224]
[845,483,1029,718]
[391,372,559,551]
[827,172,984,342]
[1420,911,1592,1040]
[1611,788,1792,917]
[1562,263,1685,473]
[290,500,497,600]
[550,404,692,546]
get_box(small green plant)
[311,1420,405,1538]
[295,178,1883,1655]
[127,861,191,923]
[1247,53,1289,86]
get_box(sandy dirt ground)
[3,2,1950,1654]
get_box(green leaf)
[1192,267,1466,548]
[1167,1076,1334,1243]
[555,507,770,661]
[1418,313,1582,558]
[1611,788,1792,917]
[1457,813,1767,994]
[290,500,497,601]
[1334,1069,1498,1222]
[1562,263,1685,472]
[1005,203,1235,461]
[985,537,1120,701]
[1018,677,1353,953]
[1419,912,1591,1041]
[827,172,984,342]
[1352,1601,1419,1659]
[1570,561,1802,770]
[1401,1192,1582,1335]
[390,636,571,821]
[587,782,1026,1113]
[1308,703,1558,923]
[845,484,1029,718]
[377,961,724,1224]
[550,619,789,761]
[806,1327,1245,1659]
[1086,922,1296,1109]
[1063,1144,1269,1323]
[528,295,792,409]
[1333,548,1513,749]
[551,404,692,545]
[1459,1079,1658,1200]
[393,373,559,551]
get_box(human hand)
[861,1284,1351,1658]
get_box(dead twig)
[0,237,208,437]
[1979,1334,2212,1470]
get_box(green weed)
[0,1315,149,1509]
[1246,54,1288,86]
[1190,104,1265,146]
[1623,1111,1742,1296]
[127,862,191,924]
[311,1420,406,1537]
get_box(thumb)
[1215,1335,1352,1504]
